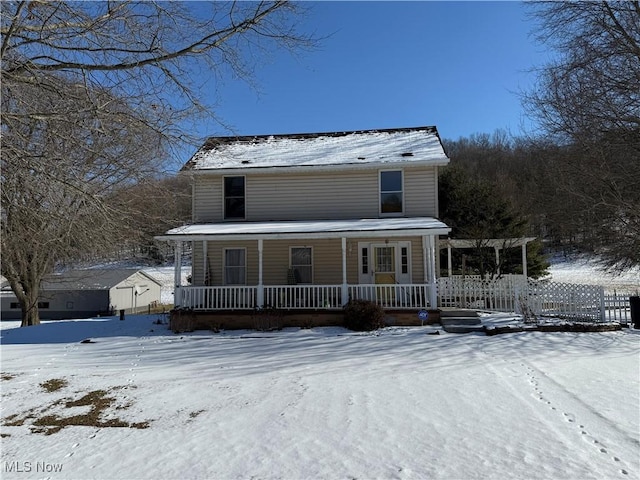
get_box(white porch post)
[447,244,453,277]
[422,236,429,284]
[341,237,348,306]
[257,239,264,307]
[174,241,183,307]
[202,241,208,285]
[495,247,501,276]
[521,244,528,278]
[423,236,438,309]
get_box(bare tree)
[1,75,165,326]
[1,1,315,326]
[523,1,640,270]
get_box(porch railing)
[264,285,343,310]
[179,286,257,310]
[177,283,433,310]
[349,284,431,309]
[175,281,634,322]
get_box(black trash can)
[630,296,640,329]
[119,309,125,321]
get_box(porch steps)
[439,309,484,333]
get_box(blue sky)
[194,1,549,143]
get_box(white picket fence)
[603,291,636,323]
[438,277,636,323]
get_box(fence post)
[630,296,640,329]
[599,287,606,323]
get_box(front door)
[373,244,396,305]
[358,242,411,285]
[373,245,396,285]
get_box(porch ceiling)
[156,217,450,242]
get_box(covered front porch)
[156,217,451,313]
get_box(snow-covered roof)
[41,269,161,291]
[157,217,450,241]
[440,238,537,249]
[183,126,449,172]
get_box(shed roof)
[41,269,161,291]
[183,126,449,172]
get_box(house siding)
[191,237,427,286]
[191,167,437,222]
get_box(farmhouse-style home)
[157,126,452,328]
[1,269,162,321]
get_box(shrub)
[343,299,385,332]
[252,305,283,331]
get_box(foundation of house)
[169,308,441,332]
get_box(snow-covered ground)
[1,256,638,479]
[546,254,640,294]
[1,316,639,479]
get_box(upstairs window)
[380,170,403,214]
[224,176,245,219]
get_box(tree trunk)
[19,289,41,327]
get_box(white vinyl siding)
[192,177,222,222]
[248,171,378,220]
[404,167,437,217]
[193,237,427,287]
[191,167,438,222]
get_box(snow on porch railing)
[264,285,343,310]
[349,284,431,309]
[178,286,257,310]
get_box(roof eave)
[181,157,450,175]
[155,227,452,243]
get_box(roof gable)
[184,126,449,172]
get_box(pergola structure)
[440,237,537,278]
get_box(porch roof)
[440,237,537,249]
[157,217,450,242]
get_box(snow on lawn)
[1,316,639,480]
[547,254,640,294]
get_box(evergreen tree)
[439,165,549,278]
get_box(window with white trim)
[224,176,245,219]
[380,170,403,214]
[224,248,246,285]
[290,247,312,284]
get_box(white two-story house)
[157,126,451,329]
